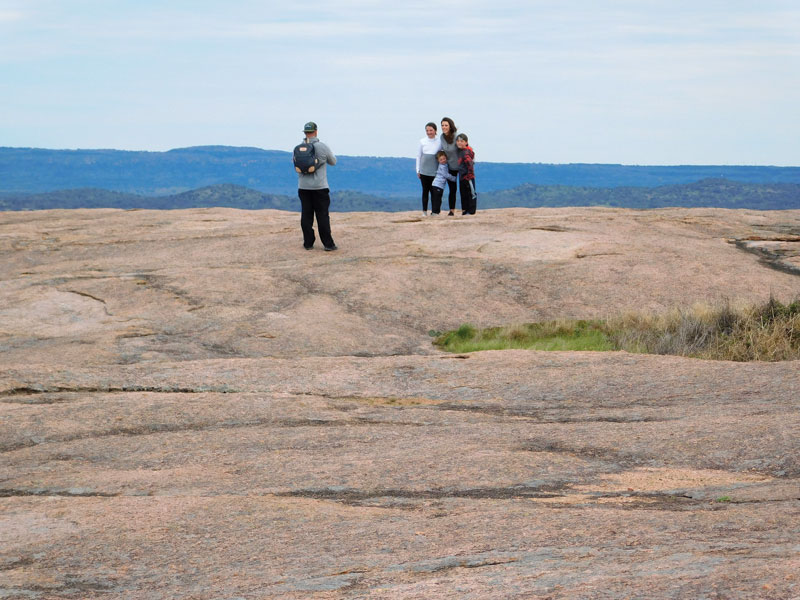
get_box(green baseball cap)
[303,121,318,133]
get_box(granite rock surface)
[1,207,799,599]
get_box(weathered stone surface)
[1,207,799,598]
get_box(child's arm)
[438,163,456,181]
[458,154,471,178]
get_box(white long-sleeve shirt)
[416,136,442,176]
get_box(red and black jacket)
[457,146,475,181]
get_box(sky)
[1,0,799,165]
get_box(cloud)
[0,9,25,23]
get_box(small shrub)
[455,323,476,340]
[712,301,740,335]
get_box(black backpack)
[293,142,319,174]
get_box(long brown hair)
[441,117,457,144]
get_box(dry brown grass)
[608,298,800,361]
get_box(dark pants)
[298,188,335,248]
[460,178,477,214]
[446,169,458,211]
[430,186,444,214]
[419,174,435,211]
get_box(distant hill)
[480,178,800,210]
[2,146,800,198]
[3,179,799,212]
[0,184,401,212]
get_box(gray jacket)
[432,162,457,189]
[439,134,459,170]
[297,137,336,190]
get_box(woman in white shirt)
[416,122,441,215]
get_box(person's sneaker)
[303,245,313,250]
[431,212,440,216]
[448,210,454,216]
[422,211,428,217]
[324,244,338,251]
[462,210,468,215]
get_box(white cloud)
[0,9,25,23]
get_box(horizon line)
[1,145,798,169]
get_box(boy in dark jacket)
[456,133,477,215]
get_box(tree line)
[3,179,799,212]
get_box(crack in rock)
[0,556,35,571]
[521,439,650,469]
[276,485,567,504]
[11,578,116,595]
[0,488,118,498]
[435,403,673,423]
[404,555,520,574]
[65,289,109,310]
[0,385,236,399]
[0,417,423,452]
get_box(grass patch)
[435,319,614,354]
[434,297,800,362]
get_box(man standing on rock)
[294,121,338,251]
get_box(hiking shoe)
[324,245,338,252]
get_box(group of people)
[416,117,477,216]
[293,118,477,251]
